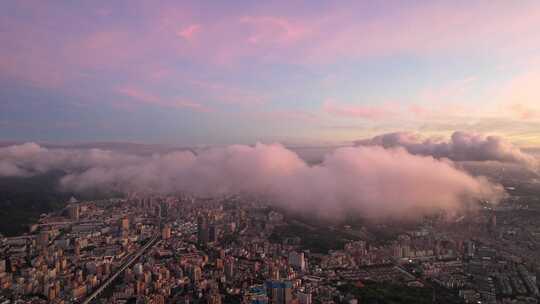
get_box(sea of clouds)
[2,131,529,219]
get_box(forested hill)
[0,171,70,236]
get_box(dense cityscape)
[1,190,539,304]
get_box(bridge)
[79,234,159,304]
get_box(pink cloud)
[148,68,173,82]
[0,142,504,219]
[225,108,319,126]
[418,76,478,104]
[0,16,68,88]
[176,24,201,40]
[406,102,487,121]
[323,99,397,120]
[116,85,211,112]
[189,80,267,106]
[304,3,540,63]
[239,16,310,45]
[0,53,66,88]
[117,86,161,104]
[4,1,540,95]
[250,109,319,123]
[63,31,149,70]
[408,104,429,117]
[509,104,540,120]
[95,8,112,17]
[497,71,540,121]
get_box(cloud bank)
[0,142,504,219]
[356,131,538,170]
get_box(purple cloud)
[356,131,539,170]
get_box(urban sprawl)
[0,194,539,304]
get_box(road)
[79,234,159,304]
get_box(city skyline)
[2,1,540,146]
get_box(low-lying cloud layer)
[356,131,538,170]
[0,142,504,219]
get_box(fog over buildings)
[0,132,514,219]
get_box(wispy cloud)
[176,24,201,40]
[510,104,540,120]
[116,85,210,112]
[323,99,397,120]
[239,16,310,45]
[189,80,267,106]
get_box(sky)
[1,1,540,146]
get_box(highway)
[79,234,159,304]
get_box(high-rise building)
[154,204,162,218]
[245,285,269,304]
[250,295,269,304]
[133,263,144,276]
[297,291,312,304]
[191,266,202,284]
[160,201,169,218]
[0,259,5,273]
[401,244,411,258]
[162,224,172,240]
[74,239,81,258]
[266,281,293,304]
[68,204,80,221]
[288,251,306,271]
[38,230,49,248]
[393,242,403,258]
[207,293,222,304]
[197,215,209,245]
[269,264,280,280]
[225,257,235,281]
[209,224,219,243]
[120,217,130,232]
[488,213,497,233]
[465,240,476,258]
